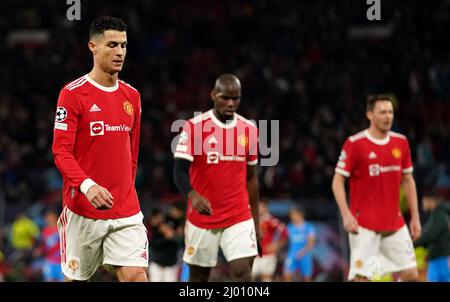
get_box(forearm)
[332,174,350,216]
[173,159,193,199]
[402,175,420,219]
[247,173,260,225]
[53,151,89,189]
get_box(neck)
[213,109,231,123]
[88,65,118,87]
[368,126,389,140]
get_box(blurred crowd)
[0,0,449,281]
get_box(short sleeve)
[335,138,355,177]
[402,139,414,174]
[174,121,194,162]
[247,125,258,166]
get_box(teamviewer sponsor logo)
[90,121,104,136]
[207,151,219,164]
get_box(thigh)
[57,207,105,281]
[283,256,298,274]
[103,211,149,268]
[380,225,417,275]
[427,259,439,282]
[220,219,258,262]
[183,220,221,267]
[348,226,381,280]
[162,265,179,282]
[149,262,162,282]
[299,256,313,278]
[252,255,277,277]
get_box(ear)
[210,90,217,101]
[88,40,97,55]
[366,110,373,121]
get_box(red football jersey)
[260,214,288,255]
[174,110,258,229]
[335,130,414,231]
[52,75,141,219]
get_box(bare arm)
[402,173,421,240]
[297,235,315,259]
[331,173,359,234]
[247,165,261,255]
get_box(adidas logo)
[207,136,218,145]
[140,251,148,260]
[90,104,101,112]
[369,151,377,159]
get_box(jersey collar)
[208,109,237,129]
[85,74,119,92]
[364,129,390,145]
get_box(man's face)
[90,30,127,74]
[367,100,394,133]
[289,210,304,223]
[422,197,437,212]
[211,86,241,120]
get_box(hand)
[85,184,114,210]
[188,191,212,216]
[342,211,359,234]
[296,250,305,260]
[409,217,422,241]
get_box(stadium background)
[0,0,449,281]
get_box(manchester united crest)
[187,246,195,256]
[68,258,80,271]
[392,148,402,159]
[123,101,133,116]
[238,134,249,147]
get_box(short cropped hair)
[366,94,392,112]
[89,16,127,39]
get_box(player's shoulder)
[188,110,213,125]
[118,79,140,95]
[347,130,367,143]
[236,113,257,129]
[62,75,89,93]
[389,131,408,141]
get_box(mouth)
[112,60,123,65]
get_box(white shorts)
[252,254,277,277]
[348,225,417,280]
[183,219,258,267]
[149,262,179,282]
[57,206,149,281]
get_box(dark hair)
[89,16,127,39]
[366,94,392,112]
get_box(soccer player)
[52,16,148,282]
[173,74,260,282]
[331,95,421,282]
[283,205,316,282]
[39,208,64,282]
[252,198,288,281]
[414,192,450,282]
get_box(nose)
[226,100,235,107]
[116,46,124,57]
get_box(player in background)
[252,198,288,281]
[283,205,316,282]
[332,95,421,282]
[173,74,261,282]
[414,192,450,282]
[34,208,64,281]
[52,16,148,281]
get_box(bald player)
[173,74,261,281]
